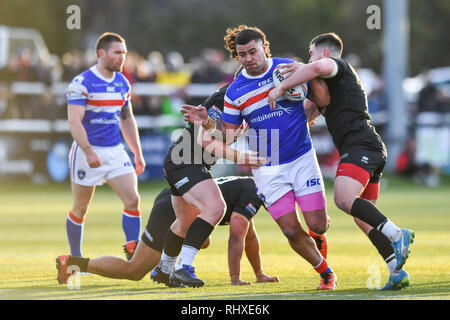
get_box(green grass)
[0,175,449,300]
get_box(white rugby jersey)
[222,58,312,166]
[66,65,131,147]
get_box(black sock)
[368,229,395,263]
[163,229,184,257]
[183,217,215,250]
[350,198,387,229]
[68,256,89,272]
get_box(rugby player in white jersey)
[57,32,145,262]
[182,25,337,290]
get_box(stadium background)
[0,0,449,301]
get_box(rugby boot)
[392,229,415,270]
[123,240,139,261]
[56,255,73,285]
[169,264,205,288]
[380,269,410,291]
[317,271,337,290]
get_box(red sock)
[314,258,330,274]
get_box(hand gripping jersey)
[222,58,312,166]
[66,65,132,147]
[320,58,385,152]
[167,83,229,169]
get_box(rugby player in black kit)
[268,33,415,290]
[56,176,279,286]
[156,82,267,287]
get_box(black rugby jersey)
[166,83,229,169]
[320,58,385,152]
[153,176,261,225]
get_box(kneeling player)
[56,176,279,286]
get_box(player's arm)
[268,58,337,109]
[197,126,268,169]
[308,77,330,107]
[181,104,238,144]
[120,103,146,175]
[67,105,102,168]
[228,212,251,285]
[244,220,280,284]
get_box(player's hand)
[256,272,280,283]
[238,151,268,169]
[84,147,102,168]
[181,104,208,125]
[303,98,321,125]
[268,86,284,110]
[279,61,304,75]
[134,153,146,176]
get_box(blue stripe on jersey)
[223,58,312,166]
[66,66,131,147]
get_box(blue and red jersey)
[222,58,312,165]
[66,65,131,147]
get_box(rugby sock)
[309,229,328,259]
[122,209,141,242]
[368,229,399,276]
[313,257,332,275]
[68,256,89,273]
[66,211,84,257]
[377,219,402,242]
[175,218,214,270]
[160,229,185,273]
[350,198,388,230]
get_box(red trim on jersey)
[335,162,370,187]
[86,99,126,106]
[123,209,141,217]
[224,101,240,110]
[361,182,380,200]
[240,88,272,109]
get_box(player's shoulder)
[116,72,132,87]
[69,69,91,86]
[272,57,296,67]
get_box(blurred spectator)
[413,71,450,187]
[156,51,191,87]
[61,50,84,82]
[191,48,226,84]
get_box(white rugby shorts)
[69,142,135,186]
[252,148,325,207]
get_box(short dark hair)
[95,32,126,57]
[310,33,343,56]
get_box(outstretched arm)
[268,59,337,109]
[244,220,279,284]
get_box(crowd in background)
[0,46,449,185]
[0,46,391,120]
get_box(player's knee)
[207,201,226,224]
[125,263,146,281]
[282,226,302,243]
[124,193,140,210]
[334,194,351,213]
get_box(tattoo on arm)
[121,105,132,120]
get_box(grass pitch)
[0,175,449,301]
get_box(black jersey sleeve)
[329,57,346,79]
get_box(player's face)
[236,39,268,76]
[103,41,127,72]
[308,44,325,63]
